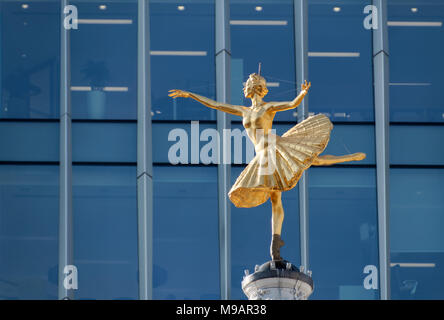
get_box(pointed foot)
[270,234,285,261]
[351,152,366,161]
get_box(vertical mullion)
[0,6,2,118]
[216,0,231,300]
[59,0,73,300]
[372,0,391,300]
[137,0,153,300]
[294,0,309,272]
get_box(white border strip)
[150,50,207,56]
[230,20,288,26]
[389,82,432,86]
[308,51,360,57]
[76,19,133,25]
[71,86,129,92]
[388,21,442,27]
[391,263,436,268]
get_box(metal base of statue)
[242,260,314,300]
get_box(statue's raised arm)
[265,80,311,113]
[168,89,246,117]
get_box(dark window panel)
[72,122,136,163]
[0,165,59,299]
[309,167,379,300]
[0,1,60,119]
[308,0,374,122]
[390,125,444,165]
[388,0,444,123]
[153,166,220,299]
[231,0,296,122]
[390,168,444,299]
[0,122,59,162]
[150,1,216,121]
[70,1,138,120]
[72,165,138,299]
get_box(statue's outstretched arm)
[266,80,311,113]
[169,89,245,116]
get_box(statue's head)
[243,73,268,99]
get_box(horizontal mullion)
[0,161,59,166]
[152,119,217,124]
[390,164,444,169]
[72,119,137,123]
[0,119,138,124]
[390,122,444,127]
[0,160,137,166]
[231,120,376,126]
[153,162,217,168]
[0,118,59,123]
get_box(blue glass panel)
[72,122,136,163]
[153,166,220,299]
[0,122,59,162]
[230,0,296,122]
[70,1,138,120]
[0,165,58,299]
[388,0,444,122]
[231,166,300,300]
[308,0,374,122]
[73,166,138,299]
[390,169,444,299]
[390,125,444,165]
[150,1,216,120]
[309,167,379,299]
[0,1,60,119]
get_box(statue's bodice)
[242,105,275,145]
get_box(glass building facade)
[0,0,443,300]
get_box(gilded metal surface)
[169,73,365,260]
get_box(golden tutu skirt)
[228,114,333,208]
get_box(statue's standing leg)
[270,191,285,261]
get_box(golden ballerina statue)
[169,72,366,261]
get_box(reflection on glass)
[230,166,300,299]
[153,166,220,299]
[0,166,58,299]
[70,1,138,119]
[0,1,60,119]
[231,0,296,122]
[150,1,216,120]
[308,0,374,122]
[309,167,379,299]
[391,169,444,299]
[388,0,444,122]
[73,166,138,299]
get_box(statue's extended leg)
[270,191,285,261]
[312,152,366,166]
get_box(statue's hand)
[301,80,311,93]
[168,89,190,98]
